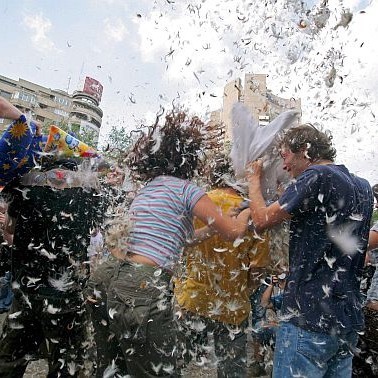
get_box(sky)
[0,0,377,184]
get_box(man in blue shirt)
[247,124,373,378]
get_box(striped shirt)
[128,176,205,268]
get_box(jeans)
[273,322,358,378]
[0,272,13,313]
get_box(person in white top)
[87,227,104,271]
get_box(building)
[210,73,302,140]
[0,75,103,145]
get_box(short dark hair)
[126,109,205,181]
[280,124,336,162]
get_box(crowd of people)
[0,94,377,377]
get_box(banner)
[44,125,98,158]
[83,76,103,102]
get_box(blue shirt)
[278,164,373,334]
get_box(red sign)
[83,77,103,102]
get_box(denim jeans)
[273,322,358,378]
[0,272,13,313]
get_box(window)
[0,91,12,99]
[54,108,69,117]
[19,92,37,104]
[54,96,70,107]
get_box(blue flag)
[0,115,44,186]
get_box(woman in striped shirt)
[106,110,251,377]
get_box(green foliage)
[102,125,133,161]
[76,126,98,148]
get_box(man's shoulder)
[305,163,344,177]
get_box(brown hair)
[126,109,205,181]
[280,123,336,162]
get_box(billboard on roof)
[83,77,103,102]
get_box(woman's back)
[128,175,205,269]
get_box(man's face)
[106,167,125,186]
[280,146,310,178]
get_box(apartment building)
[210,73,302,140]
[0,75,103,144]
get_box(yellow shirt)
[175,189,271,325]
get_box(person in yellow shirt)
[175,156,271,377]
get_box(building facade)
[210,73,302,140]
[0,75,103,145]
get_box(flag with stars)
[0,115,44,186]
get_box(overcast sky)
[0,0,377,183]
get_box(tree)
[101,125,133,163]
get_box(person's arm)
[247,160,291,232]
[260,278,276,309]
[193,195,250,241]
[188,225,216,245]
[0,97,22,120]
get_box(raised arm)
[247,159,291,232]
[260,281,275,309]
[0,96,23,120]
[192,194,250,241]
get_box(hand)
[271,275,279,285]
[246,159,263,181]
[236,208,250,223]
